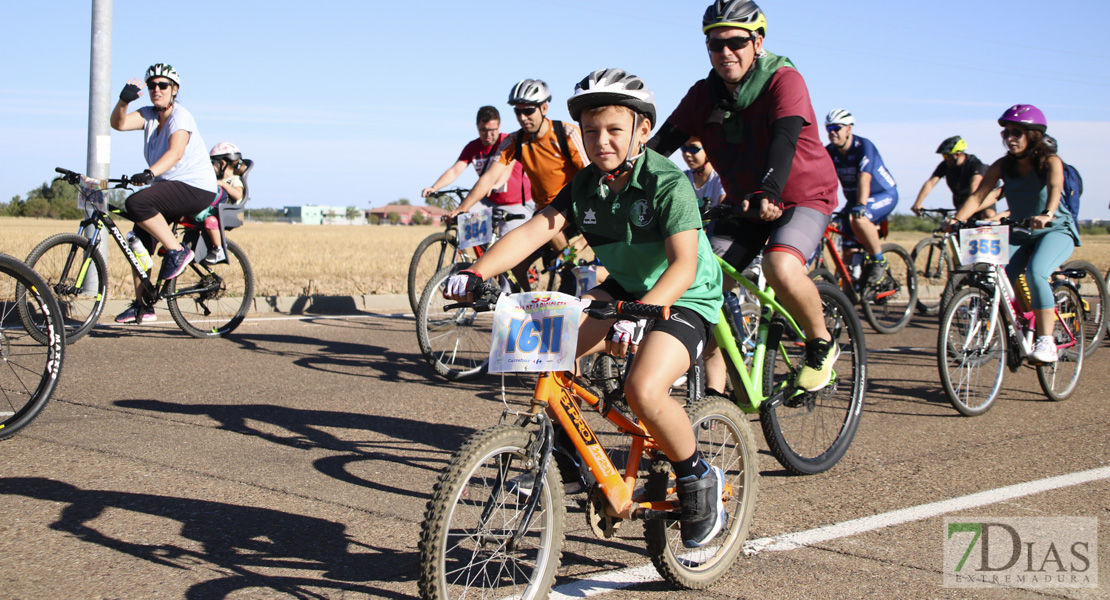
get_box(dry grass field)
[3,216,1109,298]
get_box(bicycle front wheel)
[415,264,492,381]
[1061,260,1106,358]
[1036,283,1084,401]
[166,239,254,338]
[21,233,108,344]
[408,232,463,314]
[1,255,66,441]
[760,281,866,475]
[419,425,565,600]
[911,237,949,315]
[644,397,758,589]
[937,284,1005,416]
[861,243,917,334]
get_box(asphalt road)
[1,307,1107,599]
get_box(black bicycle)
[2,253,66,441]
[19,168,254,343]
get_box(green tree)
[387,211,400,225]
[424,193,458,211]
[368,214,380,225]
[396,198,411,206]
[345,206,360,220]
[411,212,427,225]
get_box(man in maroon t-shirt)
[423,105,534,285]
[648,0,841,392]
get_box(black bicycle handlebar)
[55,167,132,188]
[445,281,670,321]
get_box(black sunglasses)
[706,35,756,53]
[513,106,539,117]
[147,81,174,91]
[1000,127,1026,139]
[826,124,846,133]
[682,145,703,154]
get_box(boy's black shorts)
[592,278,713,366]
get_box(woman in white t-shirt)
[110,63,219,323]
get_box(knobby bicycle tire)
[911,237,951,316]
[937,284,1005,417]
[1061,260,1106,358]
[860,243,918,334]
[415,263,492,381]
[1036,283,1084,401]
[166,239,254,338]
[408,232,462,314]
[644,397,758,589]
[760,281,866,475]
[21,233,108,344]
[1,254,66,441]
[418,425,565,600]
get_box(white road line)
[548,465,1110,598]
[745,465,1110,554]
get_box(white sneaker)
[1029,336,1058,363]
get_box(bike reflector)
[489,292,586,373]
[959,225,1009,266]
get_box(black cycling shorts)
[592,278,712,366]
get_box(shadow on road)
[114,399,473,498]
[0,477,413,599]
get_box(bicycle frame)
[527,371,668,520]
[817,221,898,304]
[713,256,807,414]
[75,209,221,307]
[960,264,1079,359]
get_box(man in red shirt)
[648,0,841,391]
[423,105,533,284]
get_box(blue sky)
[3,0,1109,218]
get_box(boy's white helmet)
[567,68,657,128]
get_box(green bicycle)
[711,254,867,474]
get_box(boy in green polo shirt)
[444,68,725,548]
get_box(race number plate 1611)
[959,225,1009,266]
[489,292,585,373]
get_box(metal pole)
[82,0,112,293]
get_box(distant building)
[283,205,367,225]
[367,204,448,225]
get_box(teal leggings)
[1004,230,1075,310]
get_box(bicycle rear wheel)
[937,284,1005,416]
[166,239,254,338]
[416,264,492,381]
[408,232,464,314]
[860,243,917,334]
[644,397,758,589]
[21,233,108,344]
[760,282,866,475]
[1036,284,1084,401]
[1,254,65,441]
[911,237,950,315]
[1061,260,1106,358]
[419,425,565,600]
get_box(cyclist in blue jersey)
[824,109,899,287]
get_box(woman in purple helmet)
[949,104,1079,363]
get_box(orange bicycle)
[418,287,758,599]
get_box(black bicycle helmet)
[702,0,767,36]
[936,136,968,155]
